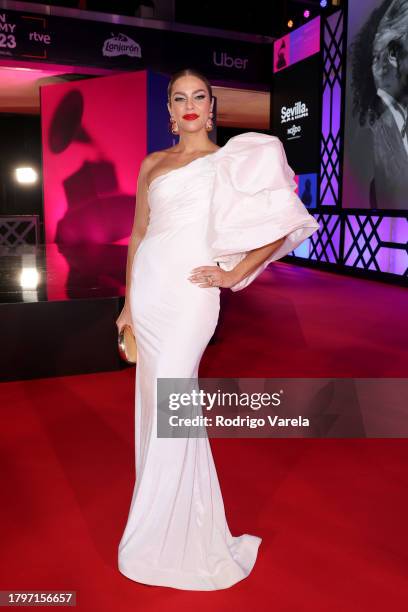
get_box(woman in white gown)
[116,69,320,591]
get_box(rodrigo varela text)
[168,415,310,428]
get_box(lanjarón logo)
[102,33,142,58]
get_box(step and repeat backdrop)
[1,2,406,280]
[0,6,271,87]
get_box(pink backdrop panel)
[274,16,320,73]
[41,70,147,245]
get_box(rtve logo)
[213,51,249,70]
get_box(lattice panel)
[320,10,344,207]
[288,213,341,263]
[344,215,408,276]
[0,216,39,247]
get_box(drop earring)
[206,111,214,131]
[169,116,179,135]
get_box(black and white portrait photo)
[343,0,408,210]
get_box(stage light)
[287,19,294,28]
[20,267,39,290]
[320,0,328,7]
[15,167,38,184]
[2,66,33,71]
[304,10,310,18]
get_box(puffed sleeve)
[208,132,320,291]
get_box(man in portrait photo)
[347,0,408,210]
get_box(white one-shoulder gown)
[118,132,320,590]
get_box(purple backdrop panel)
[274,16,320,73]
[147,71,175,153]
[344,215,408,274]
[320,10,343,207]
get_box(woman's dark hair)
[350,0,401,126]
[167,68,213,102]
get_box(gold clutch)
[118,324,137,364]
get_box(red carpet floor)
[1,262,408,611]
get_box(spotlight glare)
[15,167,38,184]
[304,10,310,18]
[320,0,328,7]
[287,19,294,28]
[20,267,39,289]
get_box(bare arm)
[189,236,286,289]
[123,157,151,304]
[116,154,155,331]
[228,237,286,287]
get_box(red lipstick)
[183,113,198,120]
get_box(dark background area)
[17,0,323,37]
[0,114,42,218]
[271,54,321,173]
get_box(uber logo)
[213,51,249,69]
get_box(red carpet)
[1,262,408,611]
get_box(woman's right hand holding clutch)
[116,301,135,336]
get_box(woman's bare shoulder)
[140,149,173,187]
[139,150,168,174]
